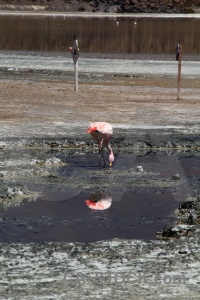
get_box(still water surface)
[0,150,199,242]
[0,14,200,54]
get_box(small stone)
[178,250,188,254]
[171,173,181,180]
[45,157,62,166]
[136,166,144,172]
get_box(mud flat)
[0,65,200,299]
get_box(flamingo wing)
[86,122,112,135]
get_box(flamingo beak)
[109,162,112,167]
[85,200,96,205]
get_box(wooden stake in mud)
[68,39,79,92]
[177,44,182,100]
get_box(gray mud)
[0,236,200,300]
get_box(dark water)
[0,15,200,54]
[0,150,199,243]
[0,190,177,243]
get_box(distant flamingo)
[86,122,114,167]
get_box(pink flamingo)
[85,192,112,210]
[86,122,114,167]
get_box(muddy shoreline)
[0,0,200,14]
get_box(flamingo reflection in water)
[85,192,112,210]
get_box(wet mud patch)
[0,147,199,243]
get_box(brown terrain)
[0,0,200,13]
[0,74,200,139]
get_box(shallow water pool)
[0,149,199,242]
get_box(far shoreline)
[1,10,200,19]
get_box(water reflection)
[0,15,199,54]
[85,192,112,210]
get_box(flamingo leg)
[98,138,106,167]
[98,142,101,166]
[101,148,106,167]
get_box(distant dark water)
[0,15,200,54]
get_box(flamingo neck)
[106,143,114,163]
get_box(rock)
[7,186,30,198]
[171,173,181,180]
[45,157,63,166]
[136,166,144,172]
[7,187,24,198]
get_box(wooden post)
[177,44,182,100]
[68,39,79,92]
[74,58,78,92]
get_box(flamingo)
[86,122,114,167]
[85,192,112,210]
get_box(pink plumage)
[85,192,112,210]
[86,122,114,167]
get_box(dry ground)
[0,76,200,138]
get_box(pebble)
[171,173,181,180]
[136,166,144,172]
